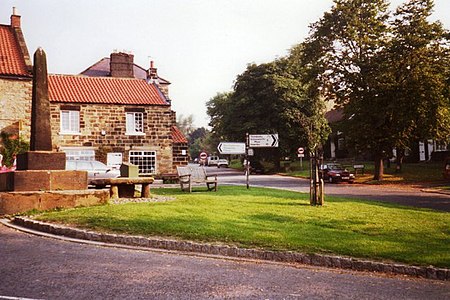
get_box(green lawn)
[33,186,450,268]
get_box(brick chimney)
[110,52,134,78]
[147,60,158,82]
[11,7,21,28]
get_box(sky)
[1,0,449,128]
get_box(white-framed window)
[60,110,80,134]
[129,150,156,174]
[126,112,144,135]
[61,147,95,161]
[435,141,448,152]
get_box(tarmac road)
[1,224,449,300]
[210,166,450,212]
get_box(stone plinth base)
[0,170,88,192]
[0,189,109,215]
[17,151,66,170]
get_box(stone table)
[90,177,154,199]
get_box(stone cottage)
[0,9,188,174]
[0,8,32,140]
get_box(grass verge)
[33,186,449,268]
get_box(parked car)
[217,158,229,168]
[207,156,219,166]
[66,160,120,183]
[321,163,355,183]
[444,158,450,180]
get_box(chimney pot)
[11,7,21,28]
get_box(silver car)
[66,160,121,182]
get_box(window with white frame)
[62,148,95,161]
[435,141,448,152]
[60,110,80,134]
[126,112,144,135]
[129,150,156,174]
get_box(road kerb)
[5,216,450,281]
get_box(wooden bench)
[160,173,179,184]
[176,166,217,193]
[90,177,154,199]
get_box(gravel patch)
[109,195,176,205]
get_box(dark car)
[321,163,355,183]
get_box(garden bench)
[90,177,154,199]
[176,166,217,193]
[160,172,178,184]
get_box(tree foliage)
[176,114,196,137]
[187,127,217,159]
[206,54,330,169]
[303,0,450,180]
[0,131,29,167]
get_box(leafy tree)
[176,114,195,137]
[303,0,394,180]
[188,127,207,158]
[0,131,29,167]
[384,0,450,170]
[303,0,450,180]
[207,55,329,169]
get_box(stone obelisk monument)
[30,47,52,151]
[0,48,108,215]
[17,47,66,170]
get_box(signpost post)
[245,133,279,189]
[199,151,207,166]
[217,134,279,190]
[297,147,305,170]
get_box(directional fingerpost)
[249,134,279,148]
[217,142,246,155]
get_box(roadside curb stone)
[12,216,449,281]
[421,188,450,196]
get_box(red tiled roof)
[171,126,188,143]
[48,75,168,105]
[0,24,29,76]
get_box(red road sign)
[200,152,208,159]
[298,147,305,154]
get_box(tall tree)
[303,0,394,180]
[207,55,329,169]
[385,0,450,170]
[176,114,195,137]
[304,0,450,180]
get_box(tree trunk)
[373,154,384,181]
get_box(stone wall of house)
[173,142,189,168]
[49,103,175,174]
[0,77,32,140]
[169,110,189,168]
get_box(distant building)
[324,108,448,162]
